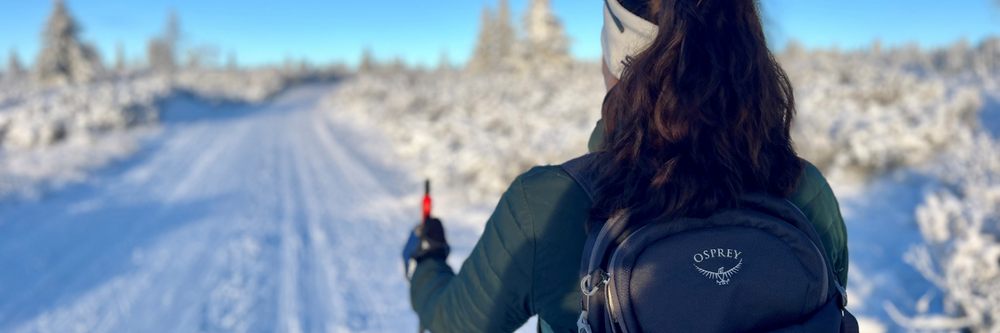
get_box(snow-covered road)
[0,84,423,333]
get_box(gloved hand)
[403,217,450,281]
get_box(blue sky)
[1,0,998,68]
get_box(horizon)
[1,0,999,69]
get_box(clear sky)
[1,0,998,68]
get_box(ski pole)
[422,179,432,224]
[418,179,431,333]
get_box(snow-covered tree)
[871,39,882,56]
[495,0,516,65]
[226,52,238,70]
[34,0,103,85]
[521,0,571,69]
[387,56,406,72]
[437,50,451,72]
[467,0,569,73]
[781,39,807,61]
[467,6,498,72]
[148,10,180,73]
[466,1,517,72]
[974,37,1000,75]
[933,38,971,74]
[114,43,126,72]
[7,49,25,78]
[359,48,375,72]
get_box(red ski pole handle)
[422,180,432,223]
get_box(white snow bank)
[0,129,148,202]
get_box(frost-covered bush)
[174,68,293,103]
[326,64,604,204]
[782,47,984,180]
[327,39,999,205]
[0,76,166,149]
[0,67,313,200]
[903,134,1000,332]
[0,68,299,150]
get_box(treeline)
[1,0,344,86]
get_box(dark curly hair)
[590,0,803,223]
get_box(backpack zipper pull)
[577,310,592,333]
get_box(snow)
[781,47,985,183]
[0,68,312,202]
[0,84,423,333]
[0,38,998,332]
[325,64,603,210]
[904,134,1000,332]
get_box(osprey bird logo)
[694,259,742,285]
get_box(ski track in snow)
[0,83,428,333]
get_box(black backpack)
[562,155,859,333]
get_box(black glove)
[402,217,450,281]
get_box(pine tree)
[522,0,570,69]
[7,49,25,77]
[359,47,375,72]
[226,52,238,70]
[466,6,497,72]
[437,50,451,72]
[468,1,517,72]
[148,10,180,73]
[115,42,126,72]
[35,0,103,85]
[495,0,515,65]
[388,56,406,72]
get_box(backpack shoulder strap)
[561,154,599,202]
[561,154,605,279]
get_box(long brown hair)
[590,0,802,223]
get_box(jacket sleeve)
[794,162,850,287]
[410,177,536,333]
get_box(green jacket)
[410,121,849,333]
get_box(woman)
[402,0,848,332]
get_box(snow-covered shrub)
[0,68,301,150]
[326,64,604,204]
[174,68,293,103]
[782,47,984,181]
[0,67,317,200]
[0,76,166,149]
[904,134,1000,332]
